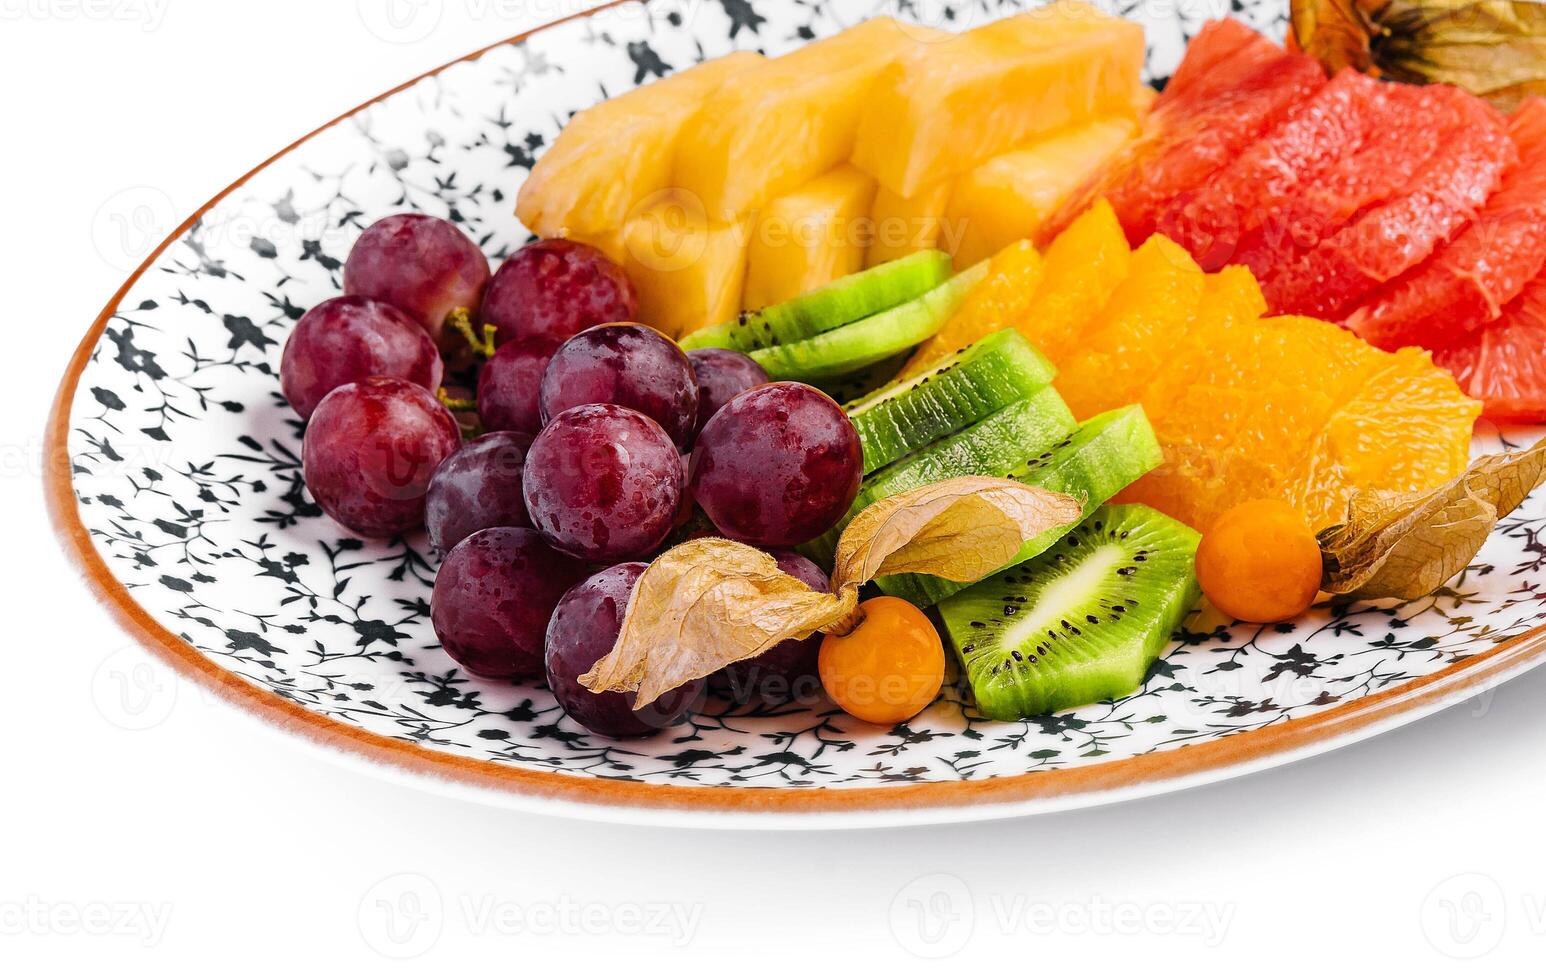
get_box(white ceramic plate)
[47,0,1546,828]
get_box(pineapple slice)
[946,117,1138,268]
[621,192,749,340]
[743,165,878,309]
[865,183,954,268]
[673,18,932,221]
[852,2,1144,197]
[516,52,762,246]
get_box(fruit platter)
[46,0,1546,826]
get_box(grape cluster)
[282,213,864,737]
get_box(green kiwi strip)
[802,386,1078,567]
[750,261,990,382]
[938,503,1201,721]
[681,250,953,353]
[877,404,1164,609]
[846,329,1057,474]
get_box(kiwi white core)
[1000,543,1126,654]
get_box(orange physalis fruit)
[819,597,945,725]
[1195,499,1323,623]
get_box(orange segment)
[1055,235,1205,418]
[1015,199,1133,364]
[899,239,1044,376]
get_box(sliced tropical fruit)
[881,405,1163,609]
[515,52,762,247]
[1436,275,1546,422]
[1054,236,1207,419]
[749,262,988,381]
[846,328,1056,474]
[939,504,1200,720]
[1160,19,1281,103]
[805,388,1079,566]
[1262,86,1516,319]
[621,193,749,339]
[946,116,1139,268]
[683,250,951,352]
[742,165,877,310]
[866,183,954,267]
[1156,69,1392,272]
[816,352,912,406]
[674,18,928,221]
[851,2,1144,197]
[1349,97,1546,350]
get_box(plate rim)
[45,0,1546,823]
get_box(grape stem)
[436,388,479,413]
[447,307,497,358]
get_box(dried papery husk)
[1291,0,1546,111]
[1319,436,1546,599]
[579,477,1083,708]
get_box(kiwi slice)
[878,404,1164,608]
[804,386,1078,566]
[681,250,953,353]
[939,504,1201,721]
[750,262,990,382]
[846,329,1056,474]
[815,352,912,405]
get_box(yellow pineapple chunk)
[852,2,1145,197]
[674,18,930,221]
[621,193,749,339]
[743,165,877,310]
[866,183,954,267]
[946,117,1138,268]
[516,52,762,244]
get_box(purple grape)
[343,214,491,351]
[424,431,533,555]
[690,382,862,548]
[431,527,588,680]
[523,404,683,562]
[302,378,461,538]
[686,348,768,436]
[546,562,705,738]
[539,323,698,450]
[713,551,829,704]
[280,296,443,420]
[476,335,557,436]
[482,239,636,347]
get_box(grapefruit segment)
[1262,86,1516,319]
[1436,276,1546,423]
[1159,18,1284,105]
[1349,97,1546,351]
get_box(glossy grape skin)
[279,296,443,420]
[431,527,588,680]
[546,562,705,738]
[539,323,699,450]
[686,348,769,437]
[302,378,462,538]
[482,239,636,347]
[690,383,863,548]
[424,431,533,555]
[523,404,683,562]
[713,551,829,704]
[343,214,490,351]
[476,335,557,436]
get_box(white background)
[5,0,1546,974]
